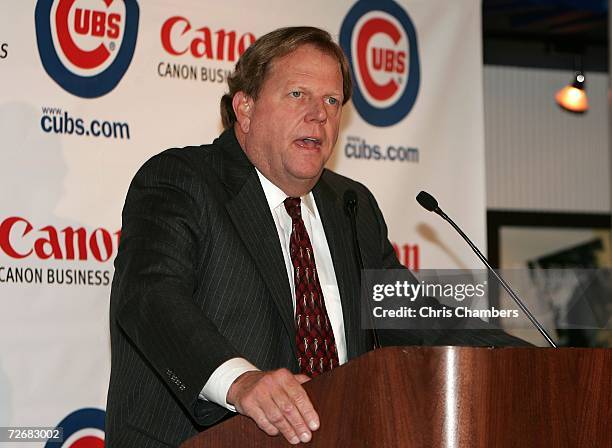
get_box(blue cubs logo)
[45,408,105,448]
[35,0,139,98]
[340,0,420,127]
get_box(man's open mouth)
[296,137,322,149]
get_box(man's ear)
[232,91,254,134]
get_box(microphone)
[343,190,361,270]
[344,190,381,349]
[416,191,557,347]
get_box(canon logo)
[0,217,120,263]
[392,242,419,270]
[161,16,255,61]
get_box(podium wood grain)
[181,347,611,447]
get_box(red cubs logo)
[36,0,139,98]
[51,0,125,74]
[72,4,121,38]
[45,408,105,448]
[352,11,409,108]
[340,1,420,127]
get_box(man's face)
[239,44,344,196]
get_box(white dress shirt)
[199,169,347,411]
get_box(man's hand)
[226,369,319,445]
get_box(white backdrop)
[0,0,484,444]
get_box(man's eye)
[290,91,302,98]
[327,97,339,105]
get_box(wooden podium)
[181,347,611,447]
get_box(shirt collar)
[255,168,317,218]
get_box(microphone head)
[343,189,358,216]
[416,191,439,212]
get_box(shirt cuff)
[199,357,260,412]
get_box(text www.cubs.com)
[345,135,419,163]
[40,107,131,140]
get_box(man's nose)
[305,99,327,124]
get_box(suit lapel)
[217,130,295,344]
[313,174,362,360]
[215,130,365,359]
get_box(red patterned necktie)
[284,197,339,377]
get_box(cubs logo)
[45,408,105,448]
[340,0,420,127]
[35,0,139,98]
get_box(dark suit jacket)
[105,129,528,447]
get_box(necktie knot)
[284,197,301,220]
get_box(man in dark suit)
[105,26,527,447]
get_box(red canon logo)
[0,217,120,263]
[392,242,419,271]
[161,16,255,61]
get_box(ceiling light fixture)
[555,71,589,113]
